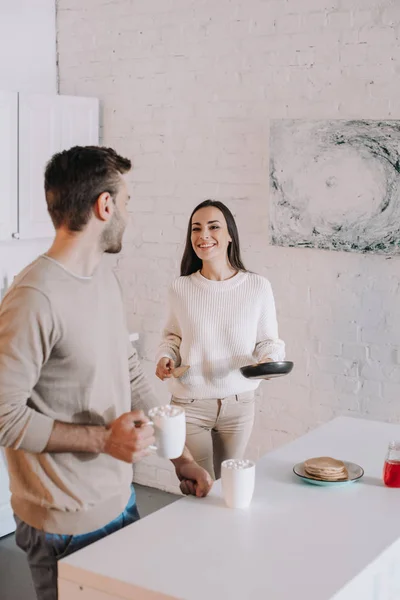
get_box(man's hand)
[156,357,175,380]
[173,457,213,498]
[104,410,155,463]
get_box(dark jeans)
[15,486,140,600]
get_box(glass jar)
[383,441,400,487]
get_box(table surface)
[59,416,400,600]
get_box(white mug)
[147,405,186,460]
[221,459,255,509]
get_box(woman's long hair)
[180,200,247,276]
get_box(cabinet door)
[18,94,99,240]
[59,95,99,148]
[0,91,18,241]
[18,93,59,239]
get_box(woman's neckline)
[191,270,248,291]
[199,268,238,282]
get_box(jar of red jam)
[383,441,400,487]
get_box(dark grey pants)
[15,487,140,600]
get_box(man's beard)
[100,208,126,254]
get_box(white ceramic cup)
[147,405,186,460]
[221,459,256,509]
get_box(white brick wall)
[56,0,400,493]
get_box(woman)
[156,200,285,479]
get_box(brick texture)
[57,0,400,493]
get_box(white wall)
[0,0,57,93]
[57,0,400,493]
[0,0,56,293]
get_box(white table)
[0,450,15,537]
[59,417,400,600]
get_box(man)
[0,146,212,600]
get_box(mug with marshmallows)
[147,404,186,459]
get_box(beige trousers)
[171,391,255,480]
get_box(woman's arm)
[156,287,182,366]
[254,279,285,362]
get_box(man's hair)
[44,146,132,231]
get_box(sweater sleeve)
[128,338,159,412]
[111,270,159,413]
[254,279,285,362]
[155,285,182,366]
[0,286,56,453]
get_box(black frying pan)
[240,361,294,380]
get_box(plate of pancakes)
[293,456,364,486]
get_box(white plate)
[293,460,364,486]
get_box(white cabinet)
[18,94,60,239]
[59,95,99,149]
[19,93,99,239]
[0,91,18,241]
[0,92,99,241]
[0,451,15,537]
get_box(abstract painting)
[269,119,400,254]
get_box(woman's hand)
[259,356,273,364]
[156,357,175,380]
[259,356,273,380]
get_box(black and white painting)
[269,119,400,254]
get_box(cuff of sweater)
[16,410,55,453]
[155,349,179,365]
[255,342,286,363]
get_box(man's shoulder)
[5,257,53,301]
[12,257,44,284]
[0,275,52,321]
[12,255,71,288]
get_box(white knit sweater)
[156,271,285,399]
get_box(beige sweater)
[0,256,156,535]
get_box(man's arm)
[44,421,108,453]
[112,266,159,413]
[127,343,213,495]
[171,446,213,497]
[44,412,154,463]
[128,339,159,412]
[0,286,57,452]
[0,286,154,461]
